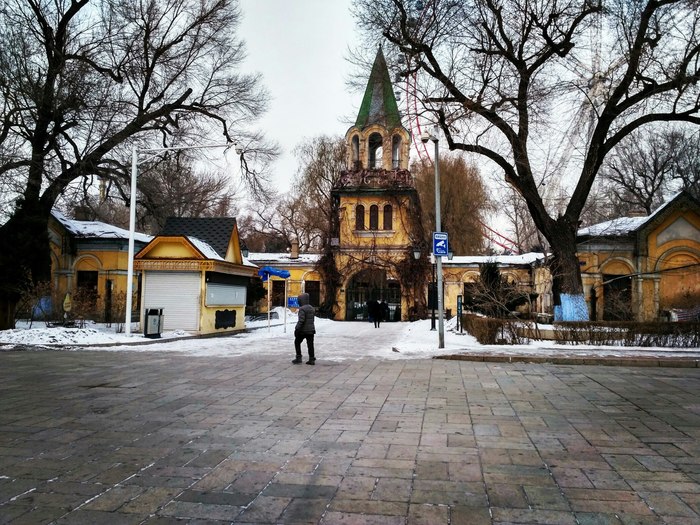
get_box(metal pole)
[124,142,235,336]
[284,279,288,333]
[267,279,271,332]
[430,261,436,330]
[125,146,138,336]
[434,138,445,349]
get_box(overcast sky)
[238,0,360,194]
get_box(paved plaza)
[1,349,700,524]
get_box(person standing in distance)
[292,292,316,365]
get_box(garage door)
[144,271,200,331]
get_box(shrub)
[462,313,529,345]
[553,321,700,347]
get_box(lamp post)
[421,128,444,348]
[125,142,240,335]
[430,255,436,331]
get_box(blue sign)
[432,232,449,256]
[287,296,299,308]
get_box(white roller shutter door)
[144,271,200,331]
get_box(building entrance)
[345,269,401,321]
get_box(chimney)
[290,240,299,259]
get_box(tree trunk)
[0,204,52,330]
[546,217,589,321]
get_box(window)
[355,204,365,230]
[351,135,360,169]
[368,133,383,169]
[383,204,393,230]
[391,136,402,168]
[272,280,286,307]
[77,270,98,314]
[305,281,321,307]
[369,205,379,230]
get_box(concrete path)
[1,350,699,524]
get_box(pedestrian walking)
[292,292,316,365]
[367,299,380,328]
[380,300,390,324]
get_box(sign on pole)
[433,232,449,256]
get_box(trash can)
[144,308,164,338]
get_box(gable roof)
[161,217,236,259]
[355,48,402,130]
[51,210,152,244]
[577,191,700,239]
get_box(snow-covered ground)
[1,308,699,361]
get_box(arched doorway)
[345,268,401,321]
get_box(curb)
[435,353,700,368]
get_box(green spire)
[355,48,402,130]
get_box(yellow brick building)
[577,191,700,321]
[48,210,152,322]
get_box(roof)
[188,236,224,261]
[576,191,697,238]
[445,253,546,266]
[577,216,649,237]
[247,252,322,265]
[247,252,542,267]
[161,217,236,259]
[355,48,402,130]
[51,210,152,244]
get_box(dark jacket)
[295,293,316,334]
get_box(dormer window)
[368,133,383,169]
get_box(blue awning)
[258,266,291,282]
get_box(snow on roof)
[187,236,224,261]
[577,216,648,237]
[247,252,322,264]
[247,252,542,267]
[446,253,546,266]
[577,191,685,238]
[52,210,152,243]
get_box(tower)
[329,48,427,321]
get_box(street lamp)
[125,142,241,335]
[421,128,445,349]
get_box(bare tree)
[136,155,241,232]
[500,186,545,253]
[60,154,241,233]
[236,213,288,253]
[0,0,275,328]
[353,0,700,320]
[246,196,323,253]
[669,129,700,197]
[599,128,678,215]
[292,135,347,245]
[582,127,700,220]
[413,154,492,254]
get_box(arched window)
[355,204,365,230]
[369,205,379,230]
[351,135,360,169]
[368,133,383,169]
[391,136,402,169]
[383,204,393,230]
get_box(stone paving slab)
[0,350,699,524]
